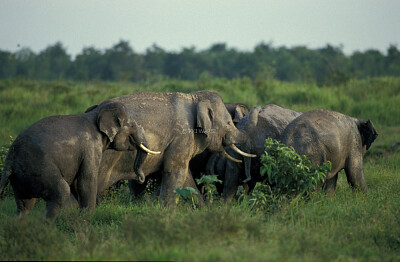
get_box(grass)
[1,158,399,261]
[0,77,399,261]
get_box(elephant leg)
[223,161,241,202]
[128,179,148,201]
[345,156,368,193]
[10,180,38,217]
[15,198,37,217]
[183,168,203,204]
[43,178,70,222]
[183,169,198,189]
[76,160,99,210]
[64,194,79,210]
[159,169,188,206]
[324,173,339,195]
[205,153,219,175]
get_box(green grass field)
[0,77,399,261]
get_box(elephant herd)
[0,90,378,221]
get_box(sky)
[1,0,399,58]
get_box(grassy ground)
[0,77,399,261]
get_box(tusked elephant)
[219,104,303,201]
[94,91,258,205]
[0,101,159,221]
[127,102,251,199]
[281,109,378,194]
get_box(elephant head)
[224,103,250,124]
[357,119,378,151]
[97,102,160,183]
[195,95,260,161]
[227,105,302,184]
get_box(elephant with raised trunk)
[96,91,257,205]
[0,101,158,221]
[281,109,378,194]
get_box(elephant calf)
[0,101,159,221]
[281,109,378,194]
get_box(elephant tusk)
[230,144,257,158]
[224,150,242,163]
[139,144,161,155]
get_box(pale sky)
[1,0,399,58]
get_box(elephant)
[224,103,250,125]
[280,109,378,194]
[218,104,303,201]
[93,91,258,205]
[0,101,159,221]
[127,102,251,199]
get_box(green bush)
[261,138,331,197]
[174,187,199,208]
[196,174,222,204]
[241,138,331,212]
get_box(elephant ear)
[97,103,128,143]
[197,100,214,135]
[357,119,378,150]
[233,106,245,123]
[85,104,98,113]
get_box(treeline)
[1,40,399,85]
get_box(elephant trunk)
[134,148,146,184]
[222,106,261,164]
[238,106,262,183]
[242,143,253,183]
[243,106,261,132]
[225,106,261,182]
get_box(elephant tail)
[0,146,14,195]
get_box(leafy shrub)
[241,138,331,212]
[261,138,330,197]
[174,187,199,208]
[196,174,222,204]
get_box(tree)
[68,47,105,80]
[350,49,385,78]
[101,40,142,81]
[385,45,400,76]
[143,44,167,78]
[34,42,71,80]
[15,48,36,78]
[0,50,16,78]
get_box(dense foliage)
[261,138,330,197]
[239,138,330,212]
[1,41,400,85]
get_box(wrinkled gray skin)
[0,102,150,221]
[221,104,303,201]
[128,102,250,199]
[281,109,378,194]
[94,91,257,205]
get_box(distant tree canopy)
[1,40,399,85]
